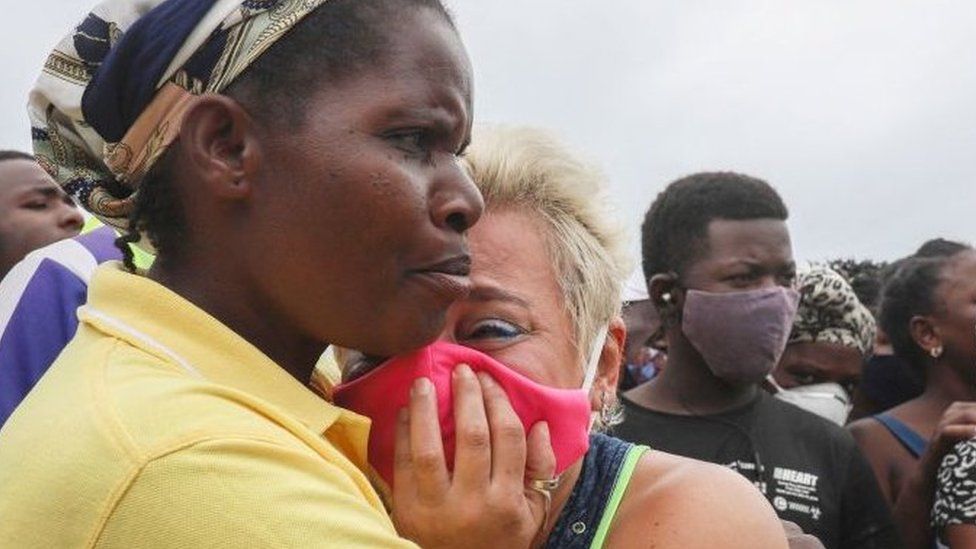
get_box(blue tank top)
[872,415,937,548]
[873,412,927,458]
[545,434,648,549]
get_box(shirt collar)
[80,262,370,464]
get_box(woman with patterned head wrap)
[0,1,555,547]
[768,264,876,425]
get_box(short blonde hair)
[463,126,633,364]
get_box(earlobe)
[178,94,261,200]
[909,316,942,359]
[649,272,683,324]
[589,318,625,409]
[649,273,676,307]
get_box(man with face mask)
[615,173,900,549]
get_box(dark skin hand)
[847,250,976,549]
[625,218,797,415]
[945,524,976,548]
[886,403,976,549]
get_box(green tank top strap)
[590,444,650,549]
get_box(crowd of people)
[0,1,973,548]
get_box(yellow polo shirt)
[0,263,416,548]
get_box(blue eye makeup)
[464,319,525,341]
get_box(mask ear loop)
[581,327,609,393]
[764,374,786,394]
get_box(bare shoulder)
[847,403,918,450]
[846,414,914,503]
[846,416,896,462]
[603,450,788,549]
[847,416,885,444]
[846,417,895,466]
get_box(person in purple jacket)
[0,224,142,425]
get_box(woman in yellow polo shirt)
[0,1,552,547]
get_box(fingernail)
[539,421,551,439]
[412,377,432,397]
[453,363,473,380]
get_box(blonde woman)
[338,127,791,548]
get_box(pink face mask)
[333,341,598,489]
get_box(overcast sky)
[3,1,974,262]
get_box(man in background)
[619,270,667,390]
[617,172,900,549]
[0,150,83,278]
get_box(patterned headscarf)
[789,264,877,356]
[29,0,328,232]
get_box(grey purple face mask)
[681,286,800,384]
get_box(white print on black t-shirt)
[771,467,822,522]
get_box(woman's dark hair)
[915,238,971,259]
[226,0,454,130]
[879,256,952,370]
[640,171,788,281]
[116,149,183,271]
[116,0,455,269]
[828,258,889,314]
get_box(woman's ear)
[178,93,262,201]
[910,315,943,359]
[589,317,625,411]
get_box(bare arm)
[847,419,895,503]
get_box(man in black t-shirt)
[617,392,893,549]
[616,173,900,549]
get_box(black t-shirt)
[616,392,901,549]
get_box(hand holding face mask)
[375,359,559,549]
[333,341,594,489]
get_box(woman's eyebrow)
[467,286,531,309]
